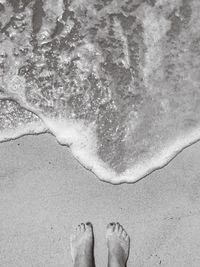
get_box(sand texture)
[0,134,200,266]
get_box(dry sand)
[0,134,200,266]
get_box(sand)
[0,134,200,267]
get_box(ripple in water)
[0,0,200,183]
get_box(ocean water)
[0,0,200,183]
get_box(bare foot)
[106,222,130,267]
[70,222,95,267]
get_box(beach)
[0,134,200,266]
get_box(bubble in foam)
[0,0,200,183]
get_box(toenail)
[86,222,92,225]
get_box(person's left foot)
[70,222,95,267]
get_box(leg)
[70,222,95,267]
[106,222,130,267]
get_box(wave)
[0,0,200,183]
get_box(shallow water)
[0,0,200,183]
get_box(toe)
[118,225,123,235]
[80,223,85,232]
[86,222,92,227]
[86,222,93,229]
[114,222,120,232]
[75,224,82,233]
[86,222,93,234]
[122,230,127,239]
[106,222,115,237]
[107,222,115,231]
[125,233,130,245]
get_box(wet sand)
[0,134,200,266]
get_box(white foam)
[41,117,117,180]
[33,116,200,184]
[116,129,200,184]
[72,126,200,184]
[1,110,200,184]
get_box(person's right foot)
[106,222,130,267]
